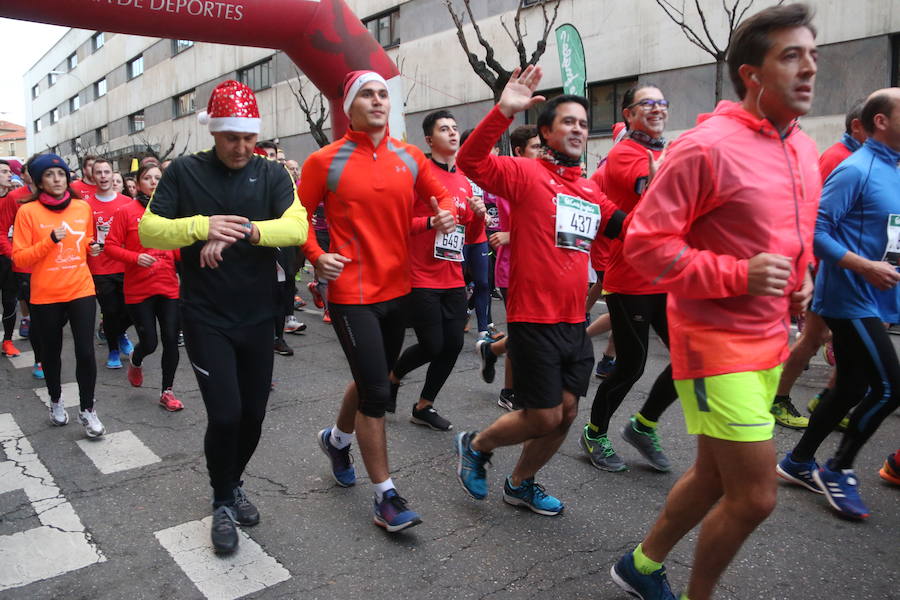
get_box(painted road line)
[33,382,80,409]
[75,430,160,474]
[6,350,34,370]
[0,413,105,591]
[155,517,290,599]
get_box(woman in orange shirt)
[12,154,105,438]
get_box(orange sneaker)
[127,361,143,387]
[2,340,20,357]
[323,309,331,324]
[160,389,184,412]
[879,451,900,485]
[307,281,325,309]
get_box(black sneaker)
[273,337,294,356]
[410,404,452,431]
[211,505,239,554]
[476,339,497,384]
[232,485,260,526]
[386,382,399,414]
[497,388,519,411]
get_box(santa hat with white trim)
[342,70,389,117]
[198,80,261,134]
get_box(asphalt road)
[0,287,896,600]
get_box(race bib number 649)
[555,194,600,253]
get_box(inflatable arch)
[0,0,403,139]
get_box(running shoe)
[32,363,44,379]
[127,357,143,387]
[502,477,564,516]
[771,396,809,429]
[807,392,848,431]
[160,389,184,412]
[486,323,505,341]
[476,339,497,384]
[410,404,453,431]
[373,488,422,532]
[610,552,676,600]
[497,388,519,411]
[49,400,68,426]
[232,485,260,526]
[273,337,294,356]
[580,426,627,472]
[18,317,29,339]
[78,408,105,438]
[118,334,134,356]
[813,460,870,519]
[210,504,239,554]
[106,350,122,369]
[307,281,325,308]
[776,452,823,493]
[594,355,617,379]
[316,427,356,486]
[455,431,491,500]
[323,309,331,324]
[1,340,20,357]
[477,329,505,345]
[284,315,307,334]
[622,417,671,472]
[293,294,307,309]
[878,451,900,485]
[177,331,185,347]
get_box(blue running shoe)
[106,350,122,369]
[32,363,44,379]
[776,452,823,494]
[502,477,564,516]
[595,355,616,379]
[118,334,134,356]
[455,431,490,500]
[813,460,870,519]
[373,488,422,532]
[611,552,676,600]
[316,427,355,487]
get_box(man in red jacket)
[611,5,820,599]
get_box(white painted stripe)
[34,382,80,409]
[6,350,34,369]
[0,413,105,591]
[75,430,161,474]
[155,517,290,599]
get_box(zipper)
[780,139,805,278]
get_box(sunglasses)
[627,99,670,111]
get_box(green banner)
[555,23,586,97]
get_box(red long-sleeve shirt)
[81,189,132,275]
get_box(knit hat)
[198,80,261,134]
[28,154,71,185]
[342,70,389,117]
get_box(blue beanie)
[28,154,71,186]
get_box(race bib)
[555,193,600,253]
[96,222,110,245]
[434,225,465,262]
[883,214,900,266]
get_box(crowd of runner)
[0,3,897,599]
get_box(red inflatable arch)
[0,0,403,139]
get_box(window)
[127,55,144,80]
[173,39,194,55]
[96,126,108,145]
[363,9,399,48]
[238,59,272,92]
[173,90,196,118]
[588,78,637,133]
[31,84,39,100]
[33,119,41,134]
[69,95,80,112]
[8,143,14,156]
[50,108,60,125]
[129,111,145,133]
[92,31,105,52]
[94,78,107,99]
[68,52,78,70]
[48,72,58,87]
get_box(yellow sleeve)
[138,199,210,250]
[252,195,308,248]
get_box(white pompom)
[197,110,210,125]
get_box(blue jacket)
[812,138,900,321]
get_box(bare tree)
[287,71,330,149]
[136,132,192,163]
[654,0,783,103]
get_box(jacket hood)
[696,100,800,140]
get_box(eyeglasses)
[627,99,670,111]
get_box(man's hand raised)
[498,65,546,119]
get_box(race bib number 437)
[555,194,600,253]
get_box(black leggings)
[793,317,900,469]
[393,288,467,404]
[589,293,677,434]
[16,273,40,362]
[94,273,130,353]
[0,257,18,341]
[182,316,273,504]
[329,296,408,418]
[126,296,180,390]
[30,296,96,410]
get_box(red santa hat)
[342,70,389,117]
[198,80,261,134]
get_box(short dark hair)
[422,110,455,138]
[510,125,538,155]
[92,157,113,171]
[256,141,278,151]
[536,94,589,144]
[727,3,816,100]
[0,160,8,168]
[860,92,896,135]
[80,154,97,169]
[844,98,866,134]
[621,83,663,127]
[459,128,474,147]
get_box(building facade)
[23,0,900,174]
[0,121,27,160]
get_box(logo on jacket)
[55,220,86,264]
[395,165,408,174]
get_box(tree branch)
[288,70,330,149]
[693,0,722,55]
[526,0,561,67]
[444,0,499,90]
[654,0,718,58]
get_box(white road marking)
[34,383,80,409]
[0,413,105,591]
[155,517,290,599]
[5,350,34,369]
[75,430,160,474]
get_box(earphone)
[751,73,759,83]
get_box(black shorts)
[594,270,605,287]
[507,322,594,409]
[409,287,467,327]
[15,272,30,303]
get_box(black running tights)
[94,273,130,353]
[0,257,17,341]
[126,296,180,390]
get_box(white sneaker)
[49,400,68,426]
[78,408,105,438]
[284,315,307,334]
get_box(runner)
[879,448,900,485]
[12,154,105,438]
[139,79,308,554]
[69,155,97,197]
[777,88,900,520]
[455,65,626,516]
[0,160,21,359]
[104,164,184,411]
[610,6,820,598]
[304,71,455,532]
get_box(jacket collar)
[841,132,863,153]
[538,157,583,181]
[344,126,391,151]
[864,138,900,166]
[697,100,800,141]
